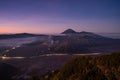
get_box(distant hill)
[78,31,107,39]
[51,29,120,53]
[0,33,45,39]
[62,29,108,39]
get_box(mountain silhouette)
[61,29,107,39]
[61,29,77,34]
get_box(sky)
[0,0,120,34]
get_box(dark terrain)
[0,33,46,40]
[0,29,120,80]
[52,52,120,80]
[1,29,120,57]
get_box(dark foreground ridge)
[0,62,18,80]
[47,52,120,80]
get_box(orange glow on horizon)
[0,26,64,34]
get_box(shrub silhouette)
[53,52,120,80]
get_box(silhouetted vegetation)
[52,52,120,80]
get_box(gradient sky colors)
[0,0,120,34]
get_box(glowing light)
[12,47,16,49]
[1,56,25,60]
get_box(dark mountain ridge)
[62,29,77,34]
[50,29,120,53]
[61,29,109,39]
[0,33,46,39]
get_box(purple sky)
[0,0,120,34]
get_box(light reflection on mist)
[0,37,46,47]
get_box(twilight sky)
[0,0,120,34]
